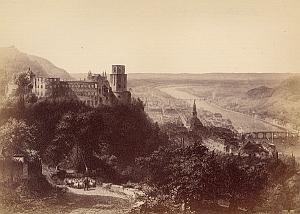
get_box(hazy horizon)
[1,0,299,74]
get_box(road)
[10,189,133,214]
[159,86,284,133]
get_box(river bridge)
[244,131,299,144]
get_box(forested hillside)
[0,46,72,96]
[245,75,300,127]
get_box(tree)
[14,71,32,110]
[24,99,90,156]
[0,118,38,158]
[139,144,276,213]
[25,92,38,104]
[160,122,189,147]
[219,155,270,212]
[46,110,108,171]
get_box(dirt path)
[11,192,133,214]
[65,187,136,213]
[67,186,130,200]
[30,167,135,214]
[7,186,134,214]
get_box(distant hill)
[272,75,300,100]
[128,72,293,81]
[246,86,273,99]
[244,75,300,127]
[265,75,300,124]
[127,72,293,89]
[0,46,72,95]
[70,73,87,80]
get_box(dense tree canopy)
[0,95,298,213]
[0,98,167,181]
[138,145,297,213]
[14,71,33,110]
[0,118,38,158]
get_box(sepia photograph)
[0,0,300,213]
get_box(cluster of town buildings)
[5,64,131,106]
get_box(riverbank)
[159,85,284,133]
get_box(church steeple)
[192,100,197,117]
[190,99,203,131]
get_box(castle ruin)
[6,65,131,107]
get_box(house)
[0,149,42,183]
[239,141,271,158]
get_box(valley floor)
[159,85,284,133]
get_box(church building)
[190,100,204,131]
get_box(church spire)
[192,100,197,117]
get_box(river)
[159,86,284,133]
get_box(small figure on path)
[84,177,89,191]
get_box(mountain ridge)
[0,46,73,96]
[0,46,72,80]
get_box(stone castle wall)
[10,65,131,107]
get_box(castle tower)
[87,70,92,80]
[109,65,131,104]
[110,65,127,92]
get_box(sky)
[1,0,300,74]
